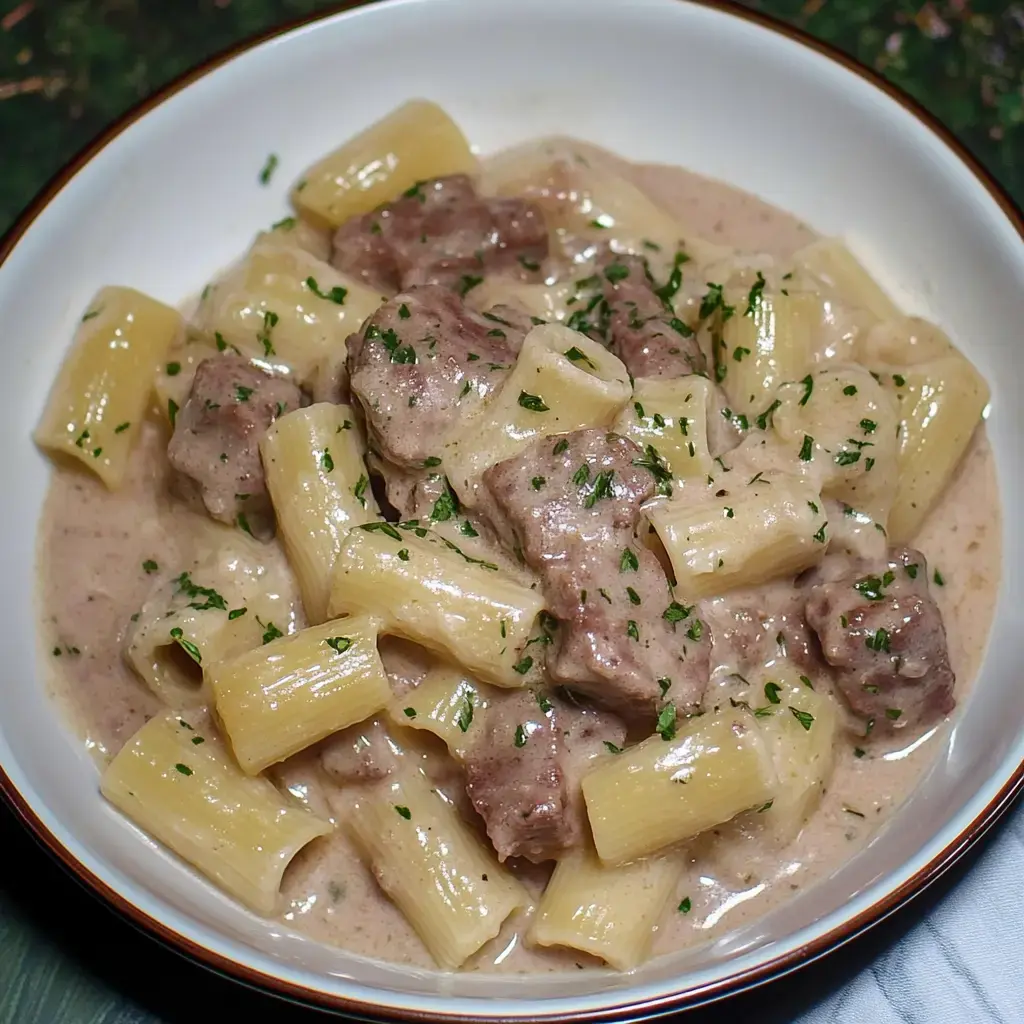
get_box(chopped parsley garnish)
[686,619,703,642]
[518,391,549,413]
[258,153,279,184]
[228,608,247,620]
[457,693,474,732]
[626,620,640,641]
[733,346,751,362]
[398,303,411,319]
[395,805,412,820]
[325,636,353,655]
[585,468,617,507]
[853,573,893,601]
[235,384,254,402]
[933,569,945,586]
[306,277,347,304]
[271,215,296,231]
[799,435,814,461]
[236,511,253,536]
[360,521,403,542]
[603,741,623,754]
[655,251,690,305]
[860,418,877,434]
[460,519,479,537]
[659,677,672,696]
[813,522,827,543]
[536,691,553,713]
[114,421,130,434]
[168,627,202,664]
[320,448,335,473]
[174,763,194,777]
[656,704,677,741]
[531,476,546,490]
[626,587,641,605]
[789,707,814,731]
[513,656,534,675]
[403,707,417,718]
[166,361,181,377]
[678,897,692,914]
[397,549,410,561]
[905,563,919,579]
[885,708,903,721]
[457,275,483,297]
[835,449,861,466]
[256,310,279,357]
[843,385,858,396]
[254,618,283,644]
[553,439,569,455]
[604,262,630,283]
[756,399,782,431]
[866,627,891,653]
[514,724,528,748]
[744,271,766,316]
[620,548,639,572]
[698,282,736,321]
[81,309,101,322]
[798,374,814,406]
[854,746,866,758]
[764,682,782,704]
[564,346,597,369]
[142,560,159,574]
[631,445,672,497]
[663,601,692,623]
[353,473,368,507]
[892,373,906,387]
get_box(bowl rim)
[2,0,1023,1019]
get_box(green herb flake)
[866,627,891,653]
[933,569,945,586]
[789,707,814,731]
[764,682,782,704]
[174,763,194,777]
[531,476,546,491]
[686,619,704,642]
[457,275,484,297]
[142,559,159,574]
[306,276,347,305]
[514,655,534,675]
[663,601,692,624]
[457,693,474,732]
[656,704,677,741]
[627,620,640,641]
[744,271,766,316]
[798,374,814,406]
[325,636,353,655]
[620,548,639,572]
[799,435,814,461]
[678,897,692,914]
[604,741,623,754]
[518,391,549,413]
[258,153,279,184]
[395,805,412,820]
[885,708,903,721]
[514,724,528,748]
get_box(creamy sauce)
[36,148,1001,974]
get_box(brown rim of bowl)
[2,0,1023,1019]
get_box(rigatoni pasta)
[35,287,183,487]
[347,770,527,968]
[209,614,390,774]
[101,711,332,914]
[328,523,545,687]
[261,403,378,623]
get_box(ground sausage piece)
[167,355,300,540]
[331,174,548,293]
[804,546,955,730]
[482,429,710,726]
[578,254,706,380]
[347,286,527,468]
[463,689,579,862]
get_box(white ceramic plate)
[2,0,1023,1019]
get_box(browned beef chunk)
[573,255,705,380]
[463,689,578,862]
[703,581,822,678]
[804,547,955,730]
[167,356,300,540]
[347,286,527,468]
[320,719,398,783]
[482,429,710,726]
[331,174,548,293]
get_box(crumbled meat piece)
[703,582,822,678]
[347,285,527,467]
[578,254,706,379]
[320,719,399,783]
[482,429,710,725]
[166,355,300,540]
[331,174,548,293]
[804,546,955,730]
[463,689,579,862]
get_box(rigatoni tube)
[347,771,527,969]
[528,845,683,969]
[209,614,390,774]
[101,711,332,914]
[647,472,827,600]
[582,710,777,864]
[328,524,544,688]
[292,100,478,229]
[261,403,377,623]
[443,323,631,505]
[35,286,183,487]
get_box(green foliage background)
[0,0,1022,236]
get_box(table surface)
[1,2,1022,1022]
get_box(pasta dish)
[34,100,999,973]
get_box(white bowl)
[2,0,1023,1018]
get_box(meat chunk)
[347,286,527,467]
[320,719,399,783]
[577,255,705,380]
[464,689,579,862]
[804,547,955,730]
[331,174,548,293]
[167,356,300,540]
[703,580,822,679]
[483,429,710,725]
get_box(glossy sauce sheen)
[37,152,1001,973]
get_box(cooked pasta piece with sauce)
[35,287,183,487]
[260,403,378,623]
[35,103,998,976]
[209,614,390,774]
[347,770,528,968]
[101,711,332,914]
[328,523,545,687]
[583,708,777,865]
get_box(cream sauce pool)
[36,149,1002,973]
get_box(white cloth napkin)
[795,801,1024,1024]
